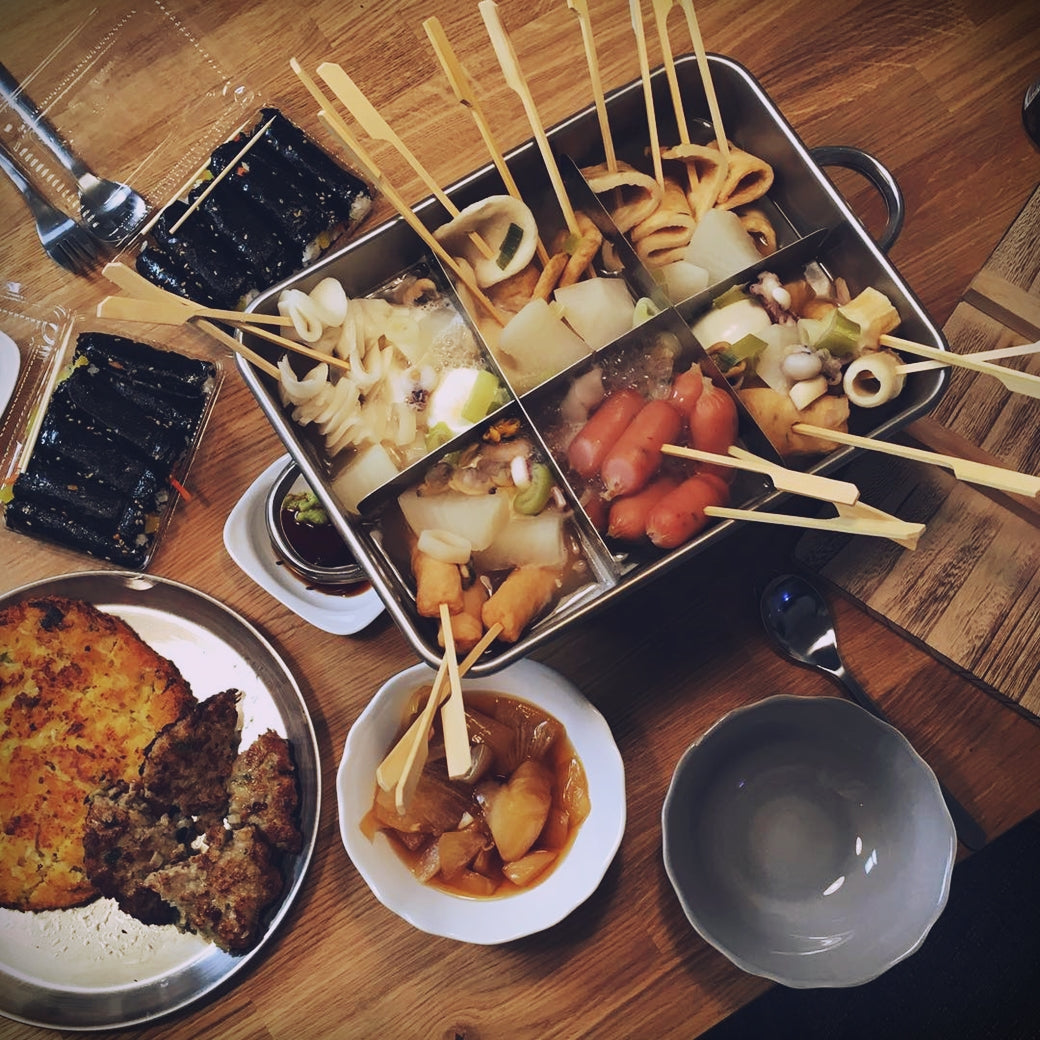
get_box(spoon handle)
[836,669,987,851]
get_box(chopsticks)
[479,0,581,236]
[792,422,1040,499]
[291,58,507,326]
[378,623,503,807]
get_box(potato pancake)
[0,596,195,911]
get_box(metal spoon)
[0,63,149,244]
[760,572,987,851]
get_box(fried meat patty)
[0,596,195,910]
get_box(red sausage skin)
[606,475,680,541]
[645,472,730,549]
[567,388,645,478]
[600,399,683,498]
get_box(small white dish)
[224,455,385,636]
[0,330,21,421]
[662,694,956,988]
[338,659,626,944]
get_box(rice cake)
[0,596,195,911]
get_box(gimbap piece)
[76,331,216,399]
[136,244,217,307]
[4,497,151,568]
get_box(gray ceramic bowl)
[662,695,956,988]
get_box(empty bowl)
[338,658,626,943]
[662,694,956,988]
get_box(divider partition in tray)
[236,53,949,674]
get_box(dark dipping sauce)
[276,492,370,597]
[363,690,590,898]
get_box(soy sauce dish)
[662,695,956,988]
[265,459,368,591]
[337,659,625,943]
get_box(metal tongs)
[0,62,149,244]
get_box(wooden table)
[2,1,1039,1037]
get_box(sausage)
[645,472,730,549]
[606,475,680,542]
[600,399,683,498]
[566,388,645,478]
[688,379,739,482]
[669,363,705,418]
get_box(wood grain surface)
[2,1,1040,1038]
[797,184,1040,721]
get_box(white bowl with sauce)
[337,659,626,943]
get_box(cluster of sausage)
[566,364,738,549]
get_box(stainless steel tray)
[237,54,947,675]
[0,572,320,1031]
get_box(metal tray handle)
[810,145,905,253]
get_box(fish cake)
[0,596,195,911]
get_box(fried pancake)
[227,729,302,854]
[0,596,195,910]
[145,824,284,953]
[141,688,241,829]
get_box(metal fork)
[0,140,107,275]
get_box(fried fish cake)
[0,596,195,911]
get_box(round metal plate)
[0,571,320,1031]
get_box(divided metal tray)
[237,53,947,674]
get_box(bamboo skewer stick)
[168,115,277,235]
[652,0,693,147]
[678,0,730,181]
[394,656,450,812]
[629,0,665,188]
[96,294,293,328]
[291,61,507,326]
[567,0,619,172]
[792,422,1040,499]
[315,63,495,262]
[896,339,1040,374]
[376,623,503,793]
[703,503,926,546]
[479,0,581,235]
[438,603,471,779]
[423,16,551,266]
[834,501,924,551]
[662,443,861,505]
[880,334,1040,399]
[194,319,281,380]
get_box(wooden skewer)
[479,0,581,235]
[662,443,861,505]
[423,16,551,266]
[629,0,665,188]
[168,115,277,235]
[377,623,503,793]
[897,339,1040,374]
[236,322,354,374]
[835,501,924,551]
[97,294,293,328]
[703,503,926,546]
[394,656,450,813]
[880,334,1040,399]
[194,318,281,380]
[102,260,177,301]
[792,422,1040,499]
[315,62,495,262]
[677,0,730,181]
[567,0,618,172]
[290,60,508,328]
[438,603,471,779]
[652,0,693,147]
